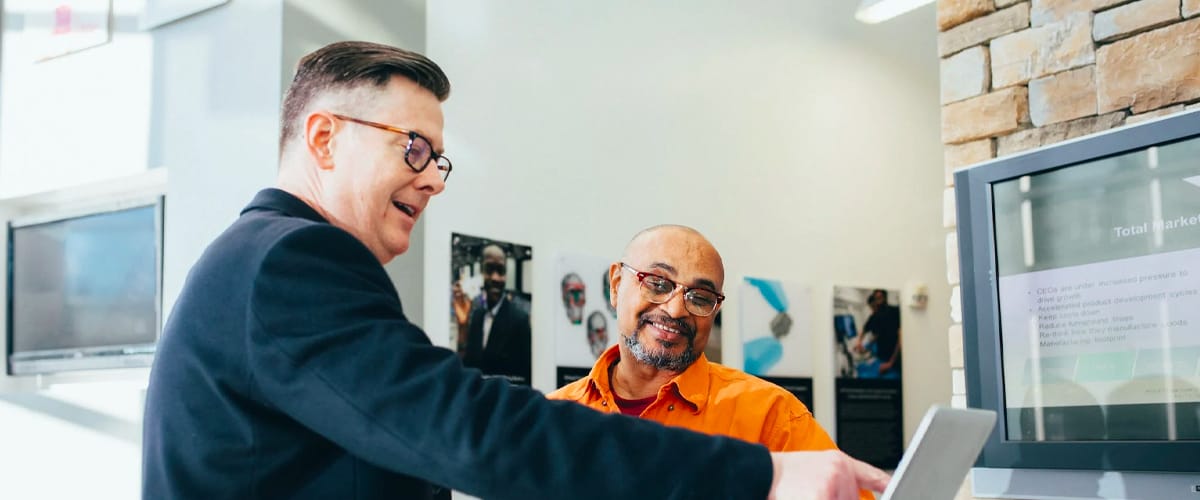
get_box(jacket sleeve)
[246,225,773,500]
[513,306,532,383]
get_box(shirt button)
[668,404,675,411]
[601,401,607,406]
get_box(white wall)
[0,0,283,496]
[424,0,949,443]
[0,0,153,198]
[156,0,285,319]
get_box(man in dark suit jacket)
[461,244,532,384]
[141,41,888,500]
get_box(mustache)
[637,313,696,339]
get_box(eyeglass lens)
[404,135,451,181]
[638,275,720,316]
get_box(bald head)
[621,225,724,290]
[612,224,724,373]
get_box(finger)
[849,457,891,492]
[838,480,857,500]
[837,456,858,500]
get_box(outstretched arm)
[248,225,776,500]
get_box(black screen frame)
[954,110,1200,473]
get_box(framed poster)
[28,0,112,62]
[740,277,814,377]
[740,276,815,410]
[553,253,618,387]
[833,285,904,469]
[450,233,533,385]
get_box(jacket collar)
[241,188,327,224]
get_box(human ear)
[304,112,338,170]
[608,262,622,309]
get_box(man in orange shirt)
[550,225,870,498]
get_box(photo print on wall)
[832,286,902,380]
[739,277,814,410]
[832,285,904,469]
[554,253,619,387]
[450,233,533,385]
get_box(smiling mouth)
[392,201,417,217]
[650,321,682,335]
[640,316,694,342]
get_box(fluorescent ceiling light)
[855,0,935,24]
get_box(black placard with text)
[556,366,591,389]
[835,378,903,469]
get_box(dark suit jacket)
[463,294,531,384]
[142,189,771,500]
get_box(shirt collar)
[670,351,712,413]
[486,294,506,316]
[588,344,712,414]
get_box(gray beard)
[623,329,696,372]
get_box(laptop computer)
[879,406,997,500]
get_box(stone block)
[1029,66,1097,126]
[943,87,1030,143]
[1097,18,1200,114]
[951,393,968,408]
[991,13,1094,88]
[996,111,1125,156]
[945,188,958,228]
[1032,0,1130,27]
[951,286,962,323]
[1126,104,1187,124]
[944,139,996,177]
[1093,0,1180,42]
[940,0,997,30]
[949,324,965,369]
[942,46,991,104]
[939,3,1031,57]
[947,232,961,285]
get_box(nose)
[660,289,690,318]
[415,160,446,195]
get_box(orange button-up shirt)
[549,345,872,500]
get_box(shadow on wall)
[0,392,141,444]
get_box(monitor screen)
[955,110,1200,477]
[6,198,162,374]
[991,136,1200,443]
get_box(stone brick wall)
[938,2,1200,498]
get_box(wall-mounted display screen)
[7,197,163,375]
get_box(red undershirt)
[612,393,656,416]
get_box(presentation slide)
[998,248,1200,409]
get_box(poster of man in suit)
[451,233,533,385]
